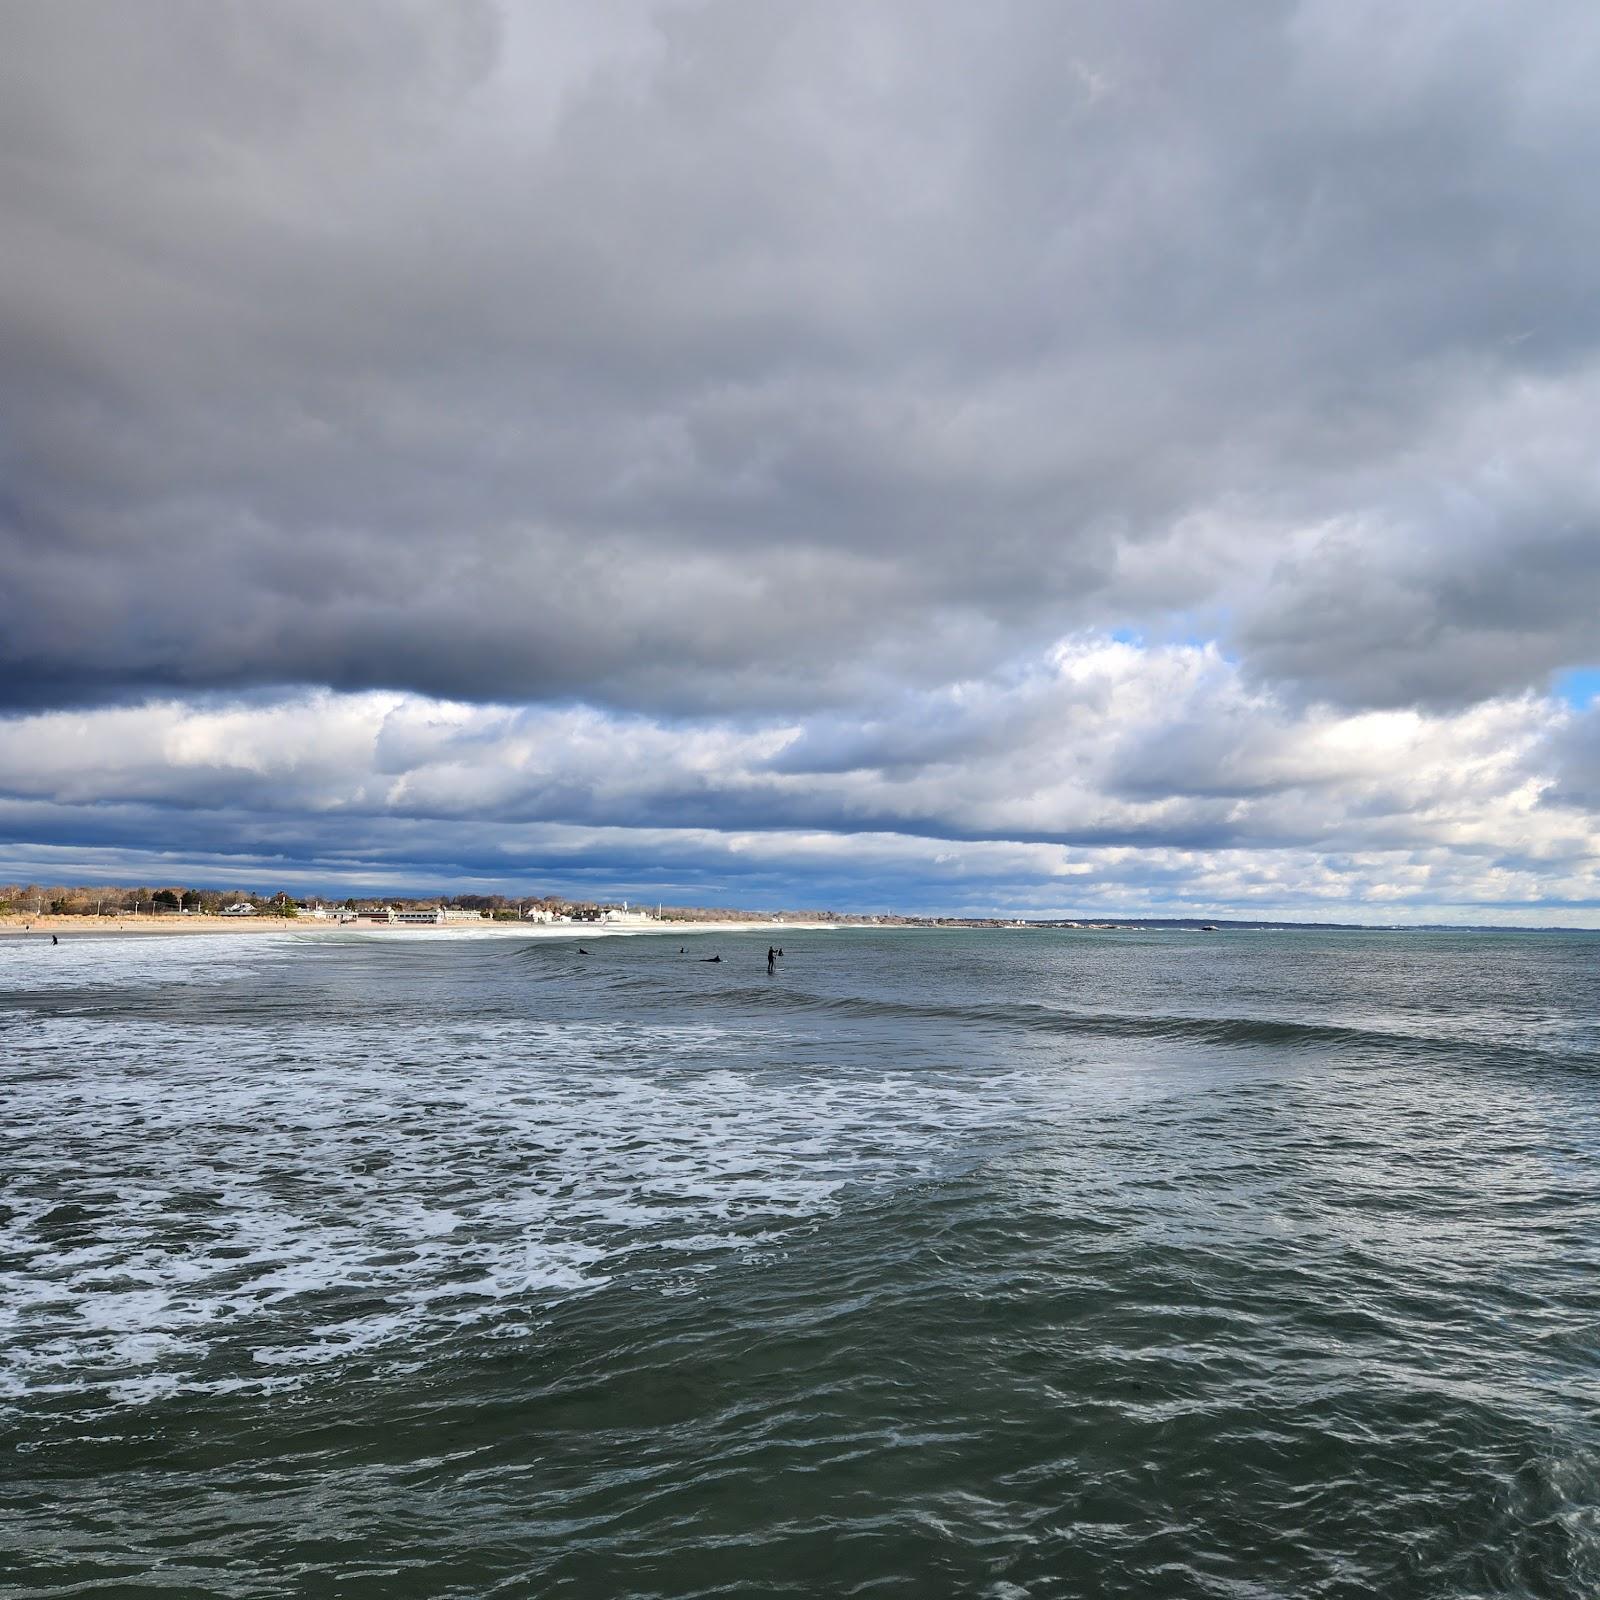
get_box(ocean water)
[2,925,1597,1598]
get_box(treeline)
[0,884,521,917]
[0,884,303,916]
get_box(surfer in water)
[767,945,776,975]
[51,934,58,946]
[577,946,589,955]
[701,954,722,963]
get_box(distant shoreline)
[0,914,849,939]
[3,914,1595,939]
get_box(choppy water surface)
[3,926,1598,1597]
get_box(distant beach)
[0,913,843,939]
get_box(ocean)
[2,925,1597,1597]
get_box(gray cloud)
[1546,702,1600,812]
[4,1,1600,718]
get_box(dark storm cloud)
[5,1,1600,715]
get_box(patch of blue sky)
[1111,618,1235,661]
[1553,667,1600,709]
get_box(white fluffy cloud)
[1,637,1594,919]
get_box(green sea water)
[2,926,1597,1597]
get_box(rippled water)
[3,925,1598,1597]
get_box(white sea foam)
[0,927,298,993]
[1,938,1014,1409]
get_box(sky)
[3,0,1600,921]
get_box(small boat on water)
[1200,923,1219,932]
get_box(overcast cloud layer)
[3,2,1599,917]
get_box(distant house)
[304,905,356,922]
[601,902,657,926]
[440,908,488,923]
[392,908,445,925]
[220,902,257,917]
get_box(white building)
[600,901,657,926]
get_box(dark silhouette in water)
[767,946,776,975]
[577,947,589,955]
[679,947,685,954]
[701,955,722,963]
[51,934,58,946]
